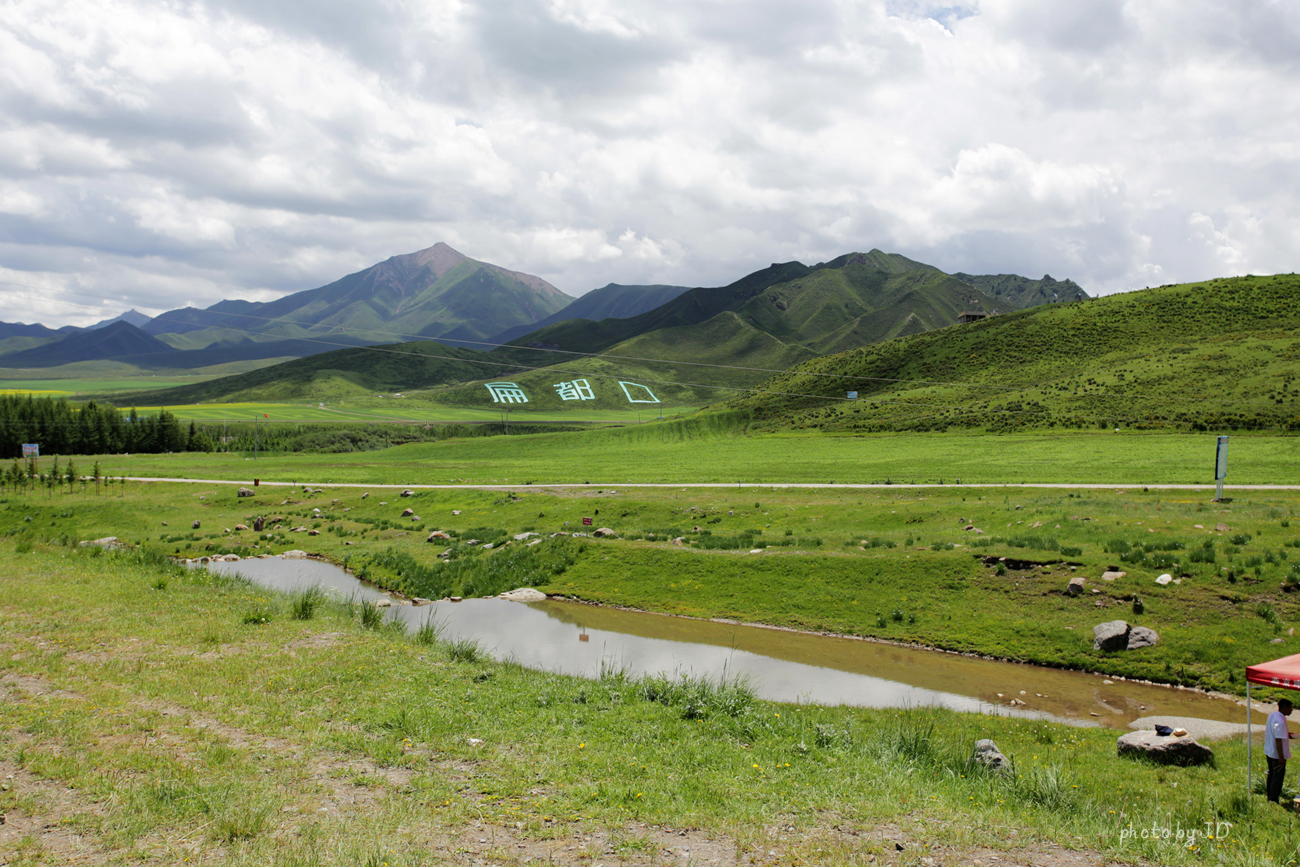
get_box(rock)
[1155,573,1173,585]
[449,596,463,603]
[1215,522,1230,532]
[499,588,547,602]
[427,531,450,542]
[749,549,763,554]
[253,516,265,532]
[1116,730,1214,766]
[308,529,320,536]
[452,510,461,516]
[514,532,540,541]
[412,598,432,606]
[527,539,542,546]
[234,524,249,531]
[401,490,414,497]
[1127,626,1160,649]
[237,487,254,497]
[372,598,391,608]
[1101,571,1126,582]
[593,527,619,538]
[465,539,481,546]
[1066,576,1086,597]
[192,520,201,529]
[409,515,420,522]
[282,550,308,559]
[1272,637,1286,644]
[79,536,124,549]
[161,521,168,526]
[401,508,414,517]
[482,543,494,550]
[971,739,1011,773]
[362,492,369,499]
[1093,620,1131,651]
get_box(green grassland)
[732,274,1300,433]
[4,526,1300,865]
[6,476,1300,697]
[80,421,1300,486]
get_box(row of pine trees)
[0,395,212,459]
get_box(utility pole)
[254,415,259,460]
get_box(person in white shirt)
[1265,698,1296,803]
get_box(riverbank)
[5,479,1300,698]
[4,542,1296,866]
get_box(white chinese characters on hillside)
[485,382,529,403]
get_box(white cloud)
[0,0,1296,326]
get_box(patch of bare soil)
[0,761,106,865]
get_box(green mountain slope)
[488,282,692,346]
[116,341,507,404]
[143,243,573,351]
[725,274,1300,433]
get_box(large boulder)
[1127,626,1160,649]
[402,507,415,517]
[500,588,547,602]
[593,527,619,538]
[971,739,1011,773]
[253,516,265,532]
[237,487,255,497]
[1117,730,1213,766]
[1066,576,1086,597]
[1093,620,1131,651]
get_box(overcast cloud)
[0,0,1296,326]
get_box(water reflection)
[200,556,1246,729]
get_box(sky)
[0,0,1297,326]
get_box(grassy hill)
[725,273,1300,433]
[112,340,510,404]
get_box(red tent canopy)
[1246,653,1300,689]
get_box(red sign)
[582,517,593,526]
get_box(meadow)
[5,541,1300,866]
[82,423,1300,486]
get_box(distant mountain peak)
[86,308,153,331]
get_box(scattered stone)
[749,549,763,554]
[1194,524,1204,529]
[312,507,322,514]
[482,543,494,550]
[401,508,414,517]
[592,527,619,538]
[465,539,481,546]
[1155,573,1173,586]
[253,516,265,532]
[1215,523,1230,532]
[1127,626,1160,650]
[500,588,547,602]
[971,739,1011,773]
[362,492,369,499]
[1272,637,1286,644]
[234,524,249,531]
[372,598,391,608]
[192,520,201,529]
[237,487,254,497]
[308,529,320,536]
[449,596,463,603]
[401,490,414,498]
[1102,571,1126,582]
[427,531,451,542]
[1066,576,1086,597]
[282,550,308,559]
[514,531,541,541]
[412,598,432,606]
[409,515,420,522]
[467,737,484,746]
[1117,730,1214,766]
[161,521,168,526]
[1093,620,1131,651]
[452,510,461,515]
[527,539,542,546]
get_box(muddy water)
[201,556,1248,730]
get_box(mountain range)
[127,249,1088,407]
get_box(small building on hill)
[957,311,993,324]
